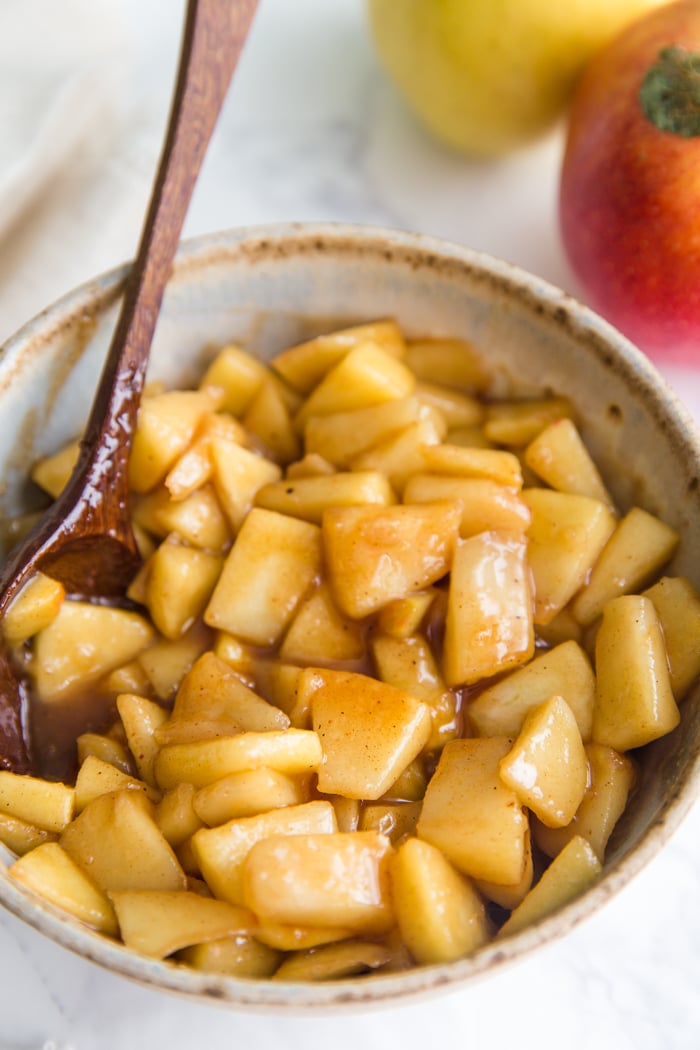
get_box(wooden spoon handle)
[64,0,259,538]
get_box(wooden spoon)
[0,0,259,772]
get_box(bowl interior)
[1,223,699,1009]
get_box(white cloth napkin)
[0,0,127,242]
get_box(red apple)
[559,0,700,364]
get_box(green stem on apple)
[640,45,700,137]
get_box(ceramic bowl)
[0,223,699,1010]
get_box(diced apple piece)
[60,789,186,893]
[10,842,118,935]
[307,668,432,800]
[199,408,251,445]
[74,756,153,813]
[0,812,56,856]
[285,452,336,479]
[328,795,361,833]
[593,595,680,750]
[116,693,169,786]
[30,440,80,498]
[173,651,289,734]
[533,743,635,862]
[643,576,700,700]
[33,601,154,703]
[371,633,459,750]
[304,396,429,467]
[270,371,304,415]
[473,828,535,910]
[403,475,531,536]
[255,470,394,524]
[154,719,243,747]
[199,344,268,416]
[243,378,301,464]
[129,388,222,493]
[135,484,230,551]
[194,767,307,825]
[524,418,614,507]
[499,696,589,828]
[415,381,484,428]
[131,486,173,540]
[270,321,406,394]
[294,342,415,428]
[273,940,391,982]
[138,620,212,701]
[498,836,602,938]
[110,889,254,958]
[132,523,157,561]
[521,489,616,625]
[251,660,309,728]
[279,582,366,665]
[159,485,230,552]
[192,800,337,904]
[76,733,132,774]
[375,589,437,638]
[323,501,461,619]
[572,507,679,626]
[105,660,152,698]
[211,632,256,677]
[145,540,223,640]
[483,397,574,446]
[243,831,394,934]
[209,436,282,531]
[0,771,74,833]
[172,836,201,877]
[155,729,323,791]
[155,783,203,847]
[417,738,528,885]
[124,554,151,606]
[179,935,281,977]
[349,417,443,495]
[383,757,428,802]
[359,801,422,842]
[391,837,490,964]
[468,640,595,741]
[404,336,490,392]
[443,531,533,687]
[163,437,214,501]
[172,652,289,732]
[255,923,352,952]
[205,508,321,646]
[420,444,523,487]
[2,572,65,645]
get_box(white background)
[0,2,698,1048]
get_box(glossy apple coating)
[560,0,700,362]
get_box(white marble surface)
[0,1,698,1047]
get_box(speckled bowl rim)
[1,222,699,1011]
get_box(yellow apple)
[367,0,671,155]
